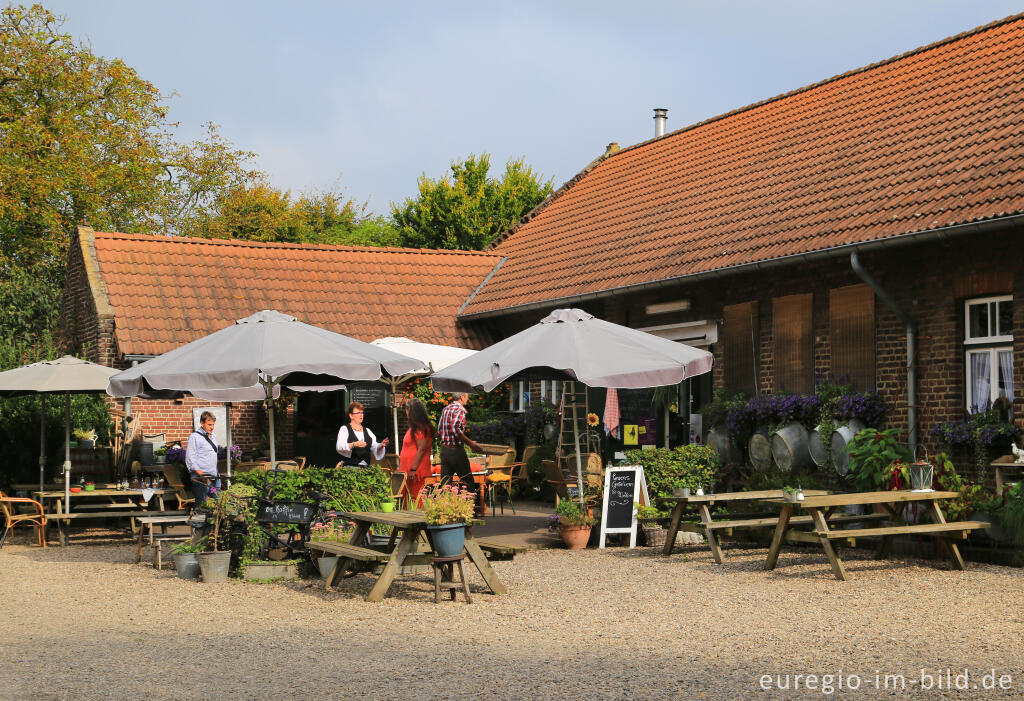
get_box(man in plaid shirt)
[438,393,482,501]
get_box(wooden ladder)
[555,382,598,498]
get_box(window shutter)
[830,284,875,390]
[722,301,759,396]
[773,293,813,393]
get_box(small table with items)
[313,510,507,602]
[759,490,987,581]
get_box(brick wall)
[468,226,1023,455]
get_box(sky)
[36,0,1024,216]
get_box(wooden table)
[659,489,830,563]
[135,514,192,568]
[33,488,176,546]
[989,457,1024,491]
[318,510,508,602]
[760,490,987,581]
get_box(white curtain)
[970,352,991,410]
[998,350,1015,402]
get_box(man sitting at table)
[186,411,220,511]
[437,392,483,513]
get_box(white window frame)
[963,295,1013,411]
[539,380,561,407]
[509,381,529,413]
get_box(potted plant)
[781,486,804,503]
[380,498,396,513]
[197,487,247,582]
[420,484,475,557]
[548,498,597,549]
[73,428,95,449]
[172,540,204,580]
[83,481,96,492]
[636,503,667,548]
[153,445,168,464]
[671,479,690,498]
[309,516,355,578]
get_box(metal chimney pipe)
[653,108,668,137]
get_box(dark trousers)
[190,474,221,509]
[440,445,478,508]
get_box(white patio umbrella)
[107,310,423,469]
[430,308,714,502]
[0,356,120,511]
[370,337,478,448]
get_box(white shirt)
[336,425,387,465]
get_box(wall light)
[645,299,691,315]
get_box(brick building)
[60,14,1024,461]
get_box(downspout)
[850,251,917,458]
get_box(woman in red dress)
[399,398,433,505]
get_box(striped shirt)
[438,401,467,446]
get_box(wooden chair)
[564,453,604,488]
[291,456,307,470]
[541,460,578,505]
[389,471,408,510]
[376,453,400,471]
[509,445,539,493]
[161,465,195,511]
[0,491,47,548]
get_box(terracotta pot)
[559,525,592,550]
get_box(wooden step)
[305,541,389,561]
[815,521,988,539]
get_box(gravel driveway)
[2,534,1022,700]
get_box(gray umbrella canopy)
[430,308,714,504]
[0,356,120,506]
[430,308,713,393]
[107,310,424,468]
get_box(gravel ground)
[2,531,1022,700]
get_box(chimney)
[653,108,668,137]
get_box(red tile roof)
[82,230,502,357]
[462,14,1024,317]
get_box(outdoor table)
[759,490,988,581]
[659,489,830,562]
[989,456,1024,492]
[33,487,176,546]
[135,514,192,568]
[320,509,508,602]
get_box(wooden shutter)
[773,293,813,393]
[830,284,875,390]
[722,301,759,396]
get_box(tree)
[390,154,552,250]
[0,4,259,286]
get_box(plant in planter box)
[781,486,804,503]
[635,503,667,547]
[421,484,475,557]
[172,539,204,580]
[549,498,597,550]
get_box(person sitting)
[336,401,389,467]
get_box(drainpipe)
[850,250,917,458]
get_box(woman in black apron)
[336,401,389,467]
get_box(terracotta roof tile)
[464,15,1024,316]
[86,231,502,357]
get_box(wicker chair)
[0,491,47,548]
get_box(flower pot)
[154,455,166,464]
[173,552,201,580]
[428,523,466,557]
[672,487,690,498]
[380,501,395,513]
[83,483,95,492]
[317,556,340,579]
[641,524,667,548]
[771,423,811,472]
[78,439,94,449]
[197,551,232,583]
[559,525,592,550]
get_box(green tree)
[0,4,259,286]
[390,154,552,250]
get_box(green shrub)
[232,465,389,512]
[624,444,721,499]
[846,428,911,491]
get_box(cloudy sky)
[39,1,1022,216]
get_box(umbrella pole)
[225,403,232,480]
[64,392,71,515]
[265,385,276,471]
[39,395,47,495]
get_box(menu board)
[348,385,387,409]
[598,465,650,549]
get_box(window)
[964,296,1013,410]
[722,301,759,395]
[830,284,875,389]
[509,381,530,412]
[539,380,562,407]
[773,293,813,393]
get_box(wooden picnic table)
[313,510,508,602]
[659,489,834,561]
[760,490,987,581]
[33,487,177,546]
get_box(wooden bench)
[47,509,187,545]
[474,538,526,560]
[306,541,390,562]
[816,520,988,540]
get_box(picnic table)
[311,510,508,602]
[760,490,987,581]
[33,487,178,546]
[659,489,832,562]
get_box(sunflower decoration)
[587,412,600,427]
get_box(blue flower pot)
[428,523,466,557]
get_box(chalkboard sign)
[256,500,315,525]
[599,465,650,549]
[349,385,387,409]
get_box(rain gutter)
[458,214,1024,321]
[849,250,917,458]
